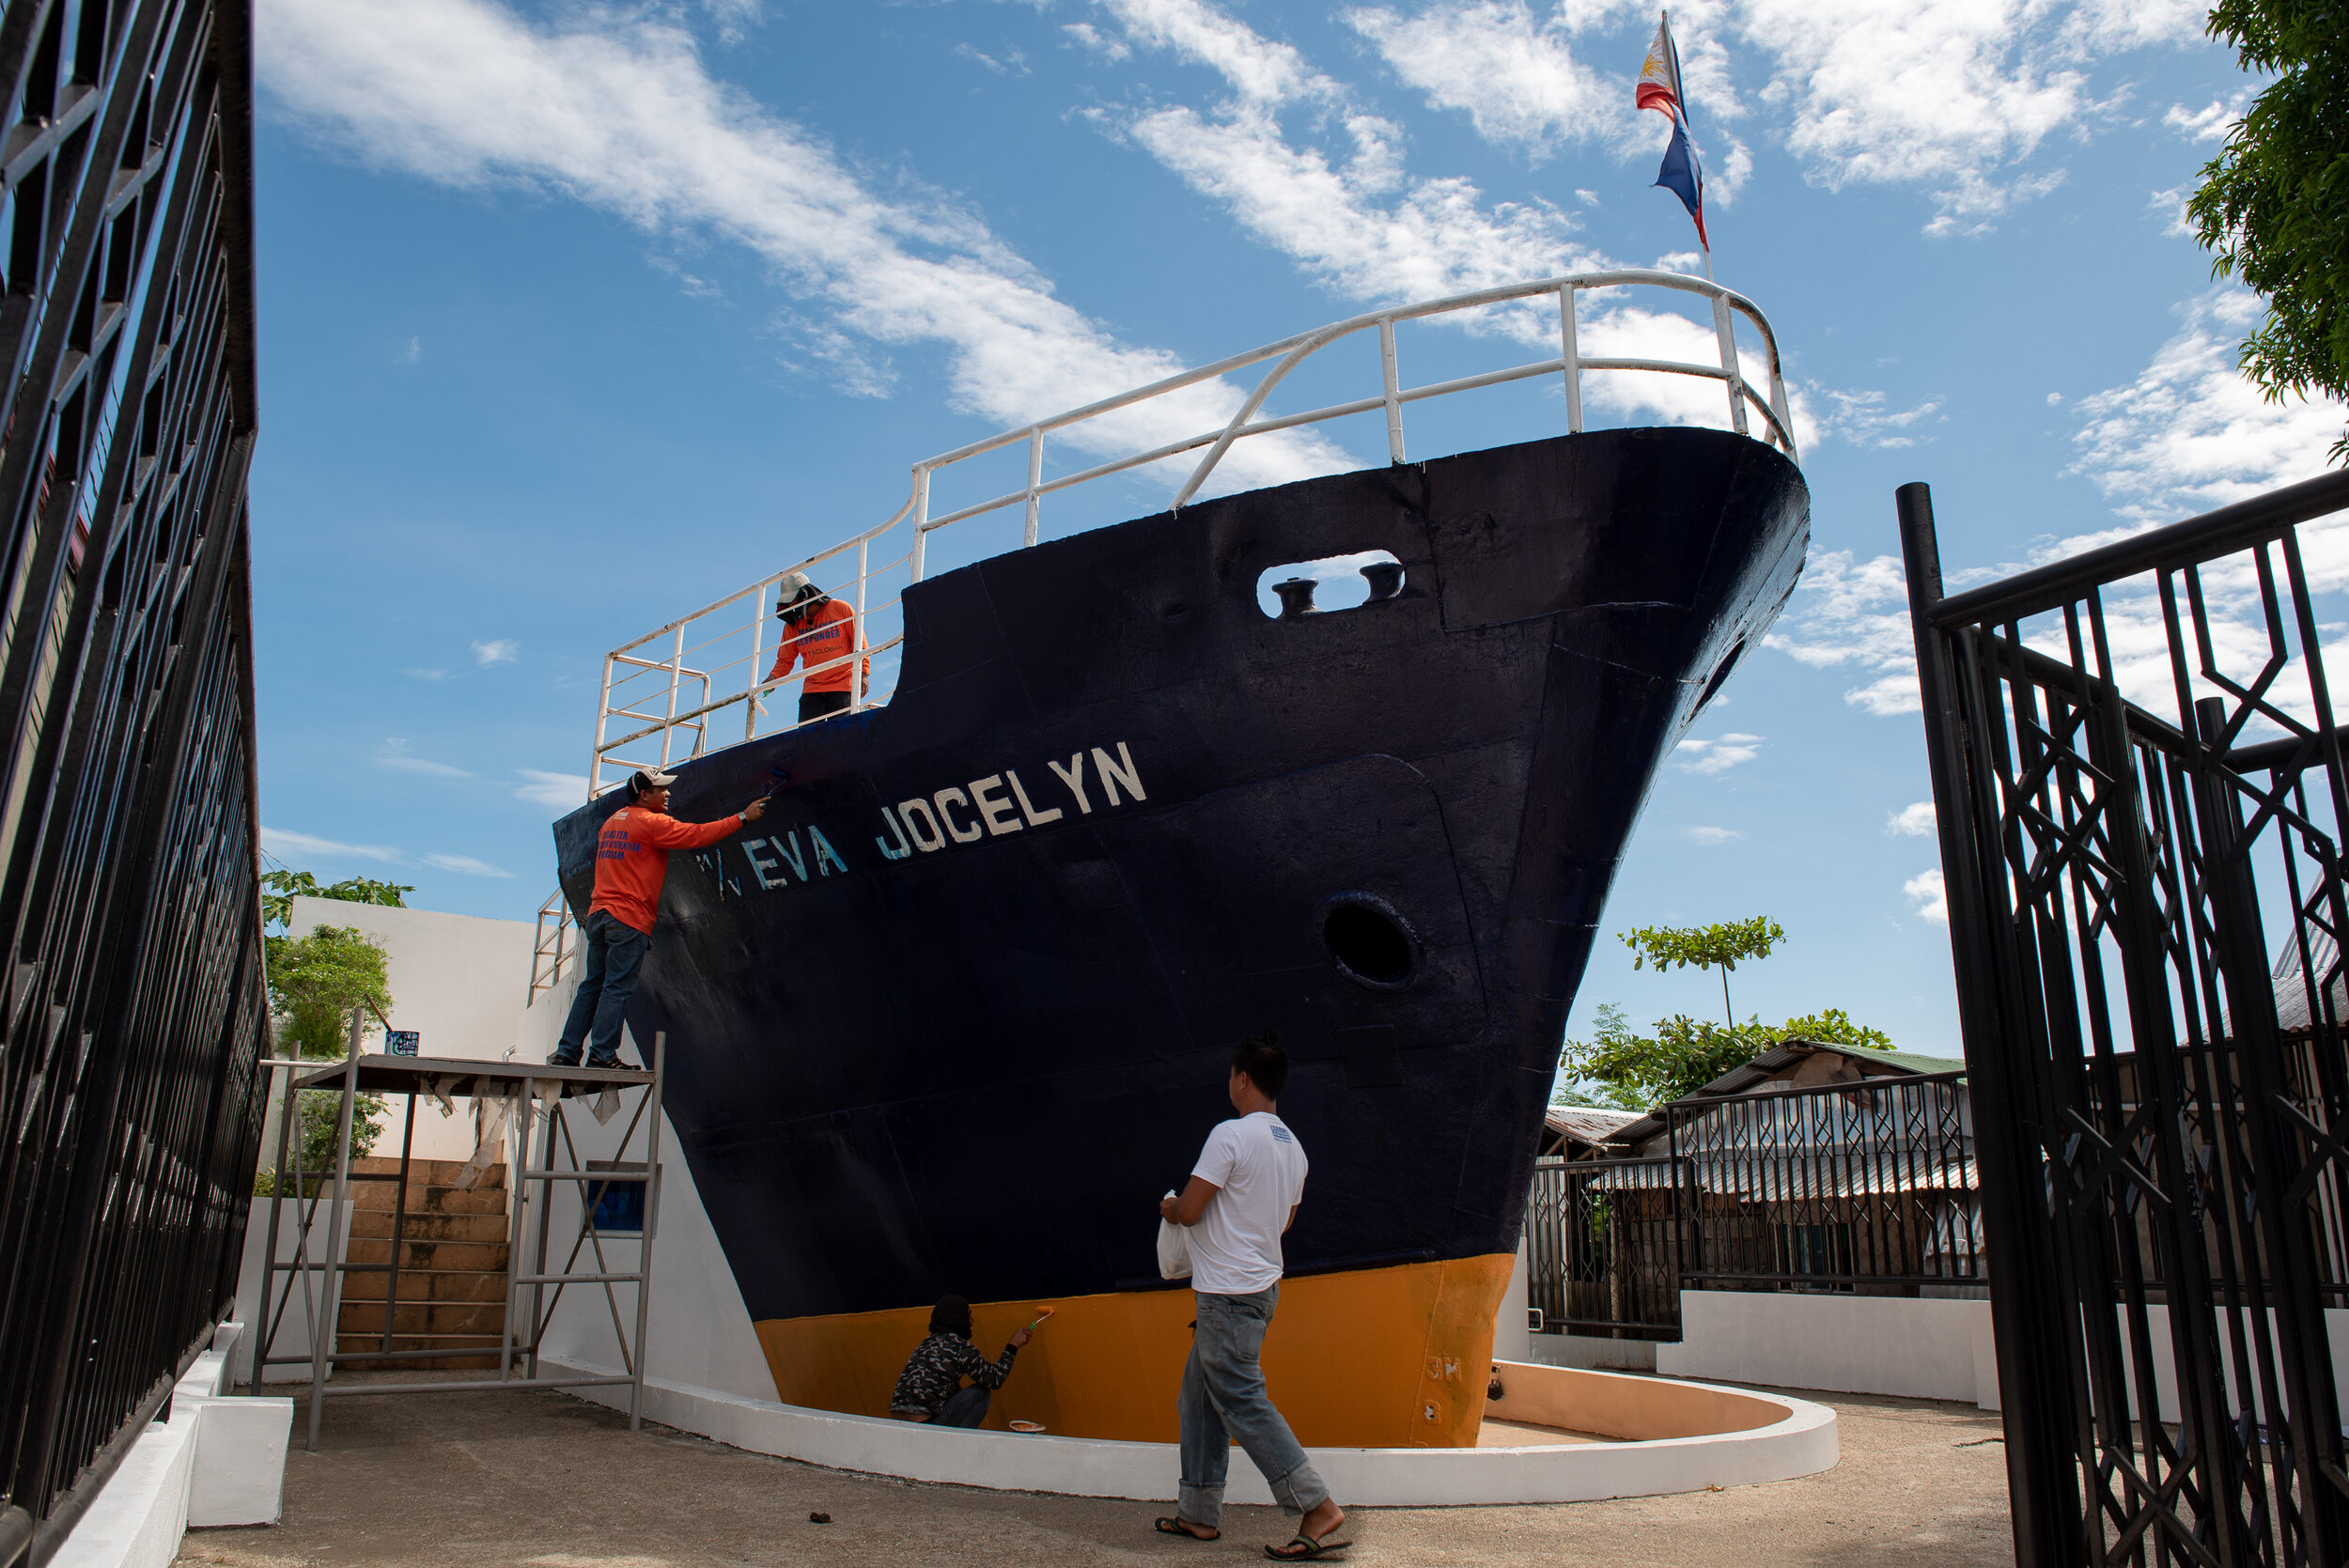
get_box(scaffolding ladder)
[245,1036,669,1451]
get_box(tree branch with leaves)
[1620,916,1786,1028]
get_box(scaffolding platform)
[246,1038,670,1451]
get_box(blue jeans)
[552,910,650,1065]
[935,1385,991,1428]
[1177,1285,1329,1529]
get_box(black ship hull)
[556,426,1808,1445]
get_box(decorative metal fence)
[1526,1156,1684,1339]
[0,2,266,1563]
[1526,1073,1983,1341]
[1902,469,2349,1568]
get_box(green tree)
[267,924,393,1060]
[1556,1005,1894,1111]
[1620,916,1786,1027]
[2187,0,2349,460]
[255,1091,389,1195]
[259,868,413,932]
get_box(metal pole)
[1023,428,1043,547]
[1896,482,2076,1566]
[249,1063,295,1395]
[910,469,931,582]
[308,1017,364,1452]
[526,1101,558,1381]
[381,1088,415,1355]
[500,1082,531,1384]
[745,584,766,743]
[853,536,869,712]
[591,653,616,797]
[1710,292,1747,437]
[630,1032,666,1432]
[1378,318,1405,464]
[1557,285,1582,435]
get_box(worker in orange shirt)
[767,570,869,723]
[548,768,769,1069]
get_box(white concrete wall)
[1657,1289,2000,1406]
[47,1325,292,1568]
[1489,1236,1532,1364]
[231,1200,352,1384]
[510,968,778,1404]
[2115,1305,2349,1428]
[286,897,537,1163]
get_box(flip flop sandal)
[1265,1532,1352,1560]
[1154,1517,1221,1542]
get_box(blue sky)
[250,0,2343,1059]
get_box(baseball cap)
[630,768,678,794]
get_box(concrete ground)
[178,1376,2014,1567]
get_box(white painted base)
[1657,1290,2000,1408]
[1520,1334,1659,1373]
[539,1355,1836,1506]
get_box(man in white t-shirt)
[1150,1034,1348,1560]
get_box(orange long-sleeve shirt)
[590,804,744,934]
[767,598,868,694]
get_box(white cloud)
[376,738,473,778]
[472,638,520,667]
[402,667,451,682]
[2165,94,2248,143]
[515,770,592,810]
[1685,824,1743,844]
[1673,732,1763,774]
[954,42,1029,77]
[1346,0,2205,234]
[394,334,421,364]
[261,826,405,865]
[259,0,1349,497]
[1763,548,1920,714]
[1820,388,1942,449]
[423,852,515,878]
[2069,288,2345,523]
[1887,800,1937,837]
[1904,866,1949,923]
[1062,22,1132,61]
[1345,2,1639,163]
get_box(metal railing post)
[1023,428,1043,547]
[1378,318,1405,464]
[1711,291,1749,438]
[1558,285,1583,434]
[745,583,767,742]
[910,468,931,582]
[852,538,869,711]
[590,653,617,797]
[307,1023,364,1452]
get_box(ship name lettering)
[890,741,1144,856]
[737,825,849,894]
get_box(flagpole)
[1660,10,1714,280]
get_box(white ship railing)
[586,271,1796,796]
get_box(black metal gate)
[1904,470,2349,1567]
[1526,1156,1685,1339]
[0,0,266,1562]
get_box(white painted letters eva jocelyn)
[885,741,1143,858]
[698,743,1148,888]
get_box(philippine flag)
[1637,16,1707,251]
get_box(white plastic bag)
[1157,1189,1192,1281]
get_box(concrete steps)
[335,1157,509,1371]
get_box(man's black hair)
[929,1295,972,1338]
[1231,1031,1288,1100]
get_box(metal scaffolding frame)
[245,1039,667,1452]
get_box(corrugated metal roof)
[1544,1106,1644,1147]
[1590,1154,1978,1201]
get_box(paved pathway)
[177,1380,2014,1567]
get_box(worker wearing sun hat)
[548,767,769,1069]
[766,569,869,724]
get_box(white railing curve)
[585,271,1795,797]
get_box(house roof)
[1605,1038,1967,1148]
[1542,1106,1644,1149]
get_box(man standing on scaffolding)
[767,570,869,723]
[548,768,769,1070]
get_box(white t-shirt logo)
[1187,1111,1309,1296]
